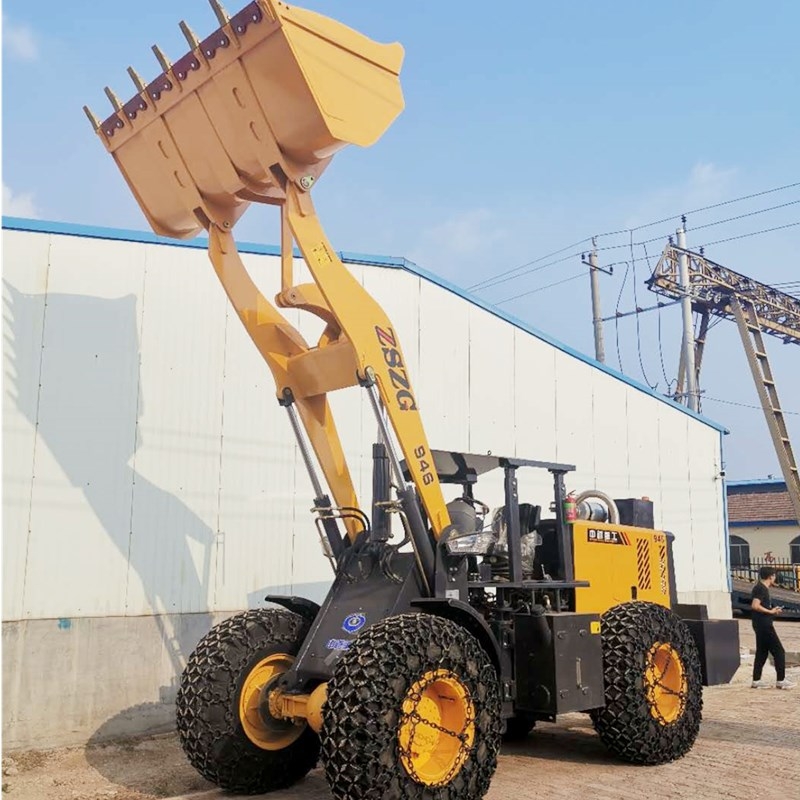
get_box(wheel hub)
[644,642,686,725]
[239,653,305,750]
[398,669,476,786]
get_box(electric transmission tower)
[647,243,800,524]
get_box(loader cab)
[400,449,584,611]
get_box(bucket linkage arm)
[206,182,452,546]
[282,185,452,539]
[207,189,453,555]
[207,225,362,545]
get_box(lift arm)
[87,0,453,542]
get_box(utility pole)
[588,239,606,363]
[676,226,699,412]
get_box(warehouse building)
[3,217,730,749]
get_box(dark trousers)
[752,624,786,682]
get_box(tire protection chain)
[645,645,688,726]
[397,669,476,786]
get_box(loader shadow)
[500,716,611,765]
[4,283,215,739]
[84,729,330,800]
[78,721,610,800]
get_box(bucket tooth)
[151,44,172,74]
[83,105,101,130]
[179,20,200,50]
[103,86,123,112]
[127,66,146,93]
[208,0,230,26]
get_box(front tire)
[176,609,320,794]
[321,613,502,800]
[590,601,702,765]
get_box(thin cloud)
[3,18,39,62]
[623,162,738,231]
[686,161,738,202]
[3,184,40,218]
[411,208,508,279]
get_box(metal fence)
[731,558,800,593]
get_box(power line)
[585,216,800,255]
[656,302,673,392]
[697,220,800,248]
[643,241,674,392]
[482,215,798,367]
[688,199,800,232]
[468,181,800,292]
[589,231,677,254]
[471,211,797,293]
[704,396,800,416]
[467,238,591,291]
[493,271,585,305]
[630,233,658,389]
[616,180,800,235]
[576,181,800,239]
[469,250,585,292]
[614,259,630,374]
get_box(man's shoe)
[776,679,797,690]
[751,680,771,688]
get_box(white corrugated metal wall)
[2,222,729,747]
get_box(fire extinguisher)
[564,491,578,522]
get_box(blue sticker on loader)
[342,613,366,634]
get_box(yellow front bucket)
[94,0,404,239]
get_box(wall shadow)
[4,281,215,735]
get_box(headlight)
[445,532,496,556]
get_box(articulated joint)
[267,683,328,734]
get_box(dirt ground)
[3,621,799,800]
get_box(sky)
[2,0,799,482]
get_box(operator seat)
[483,503,542,576]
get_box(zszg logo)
[342,613,366,634]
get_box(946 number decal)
[414,445,435,485]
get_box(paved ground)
[3,621,799,800]
[737,616,800,659]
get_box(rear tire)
[176,609,320,793]
[321,613,502,800]
[590,601,702,765]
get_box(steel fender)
[264,595,322,625]
[411,597,502,673]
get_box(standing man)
[751,566,795,689]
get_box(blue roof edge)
[3,215,727,434]
[1,216,412,265]
[727,478,788,488]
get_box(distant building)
[727,479,800,566]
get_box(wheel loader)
[87,2,741,797]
